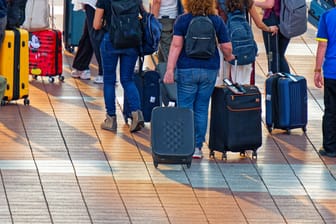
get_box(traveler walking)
[151,0,183,63]
[93,0,145,133]
[71,0,103,84]
[255,0,290,74]
[314,2,336,158]
[163,0,235,159]
[217,0,278,84]
[0,0,7,47]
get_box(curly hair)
[225,0,253,13]
[182,0,216,16]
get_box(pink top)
[263,0,280,19]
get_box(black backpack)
[184,16,216,59]
[110,0,142,49]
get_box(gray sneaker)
[192,147,203,159]
[101,114,117,132]
[94,75,104,84]
[130,110,144,132]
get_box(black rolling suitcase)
[208,81,262,160]
[151,107,194,168]
[123,57,160,123]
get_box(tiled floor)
[0,1,336,224]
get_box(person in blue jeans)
[0,0,7,47]
[163,0,235,159]
[314,2,336,158]
[93,0,144,133]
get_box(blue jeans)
[323,78,336,153]
[100,33,141,116]
[176,68,218,149]
[0,16,6,47]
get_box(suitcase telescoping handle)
[224,58,247,94]
[267,32,280,76]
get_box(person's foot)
[319,148,336,158]
[130,110,144,132]
[101,114,117,132]
[94,75,104,84]
[192,147,203,159]
[71,69,91,80]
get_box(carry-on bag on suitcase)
[209,81,262,160]
[63,0,85,52]
[308,0,335,28]
[151,106,194,168]
[22,0,50,31]
[123,57,161,123]
[28,29,64,83]
[0,28,30,105]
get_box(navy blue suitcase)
[151,107,194,168]
[308,0,335,28]
[265,73,308,134]
[123,70,160,123]
[209,85,262,159]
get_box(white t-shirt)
[72,0,97,11]
[158,0,178,19]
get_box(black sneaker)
[319,148,336,158]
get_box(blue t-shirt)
[317,8,336,80]
[174,13,230,70]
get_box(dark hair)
[182,0,216,16]
[225,0,253,13]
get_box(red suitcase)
[28,29,64,83]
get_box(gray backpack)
[279,0,307,39]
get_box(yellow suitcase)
[0,28,29,105]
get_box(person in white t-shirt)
[151,0,183,62]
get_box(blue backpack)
[226,10,258,65]
[140,11,162,56]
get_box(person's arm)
[254,0,275,9]
[151,0,161,18]
[93,8,104,30]
[249,5,278,35]
[314,41,327,88]
[163,35,183,84]
[219,42,235,62]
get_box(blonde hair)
[182,0,217,16]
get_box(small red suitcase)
[28,29,64,82]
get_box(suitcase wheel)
[59,75,65,82]
[48,77,55,83]
[239,151,246,157]
[252,151,257,159]
[24,98,30,106]
[302,126,307,132]
[186,162,191,168]
[267,126,273,133]
[286,129,291,135]
[153,161,158,168]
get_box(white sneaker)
[192,147,203,159]
[71,69,81,78]
[79,70,91,80]
[94,75,104,84]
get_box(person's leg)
[119,49,144,132]
[0,16,7,48]
[157,18,174,63]
[84,4,104,83]
[278,33,290,73]
[193,69,217,151]
[322,78,336,154]
[72,10,94,79]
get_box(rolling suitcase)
[123,57,160,123]
[63,0,85,52]
[265,73,308,134]
[151,106,194,168]
[0,28,30,105]
[28,29,64,83]
[308,0,335,28]
[208,83,262,160]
